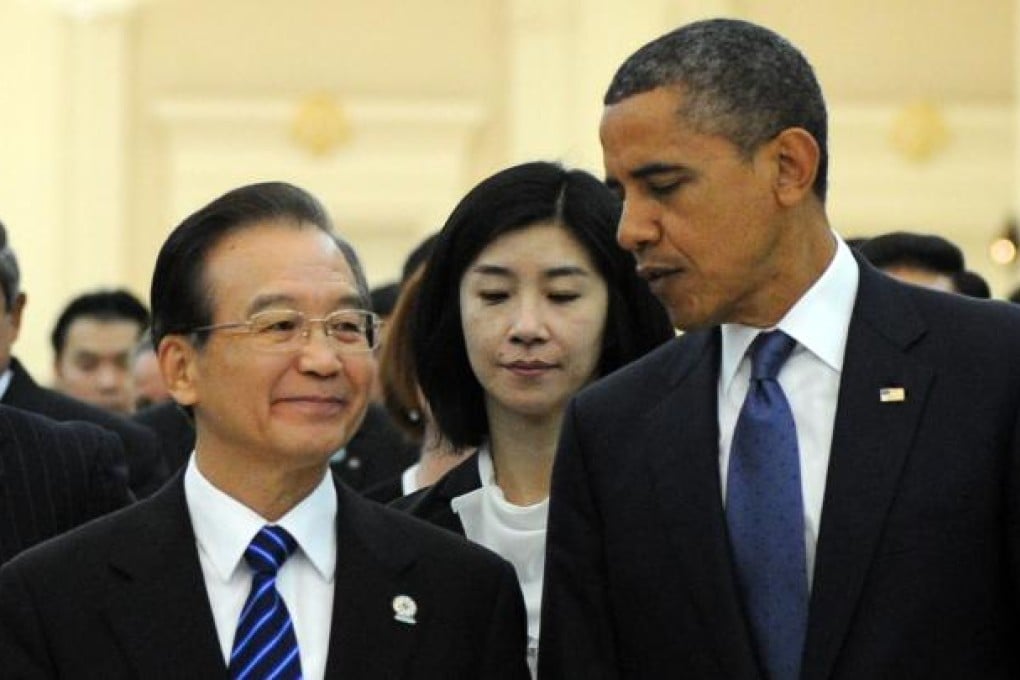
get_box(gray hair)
[0,221,21,310]
[605,18,829,201]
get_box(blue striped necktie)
[725,330,808,680]
[229,525,304,680]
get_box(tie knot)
[244,525,298,576]
[749,330,796,380]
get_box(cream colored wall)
[0,0,1015,380]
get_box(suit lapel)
[101,474,226,678]
[642,332,761,678]
[325,483,420,677]
[802,264,932,680]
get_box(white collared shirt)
[0,367,14,400]
[184,457,337,680]
[718,235,859,585]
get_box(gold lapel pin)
[879,386,906,403]
[392,594,418,625]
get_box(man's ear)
[10,292,25,343]
[771,127,820,207]
[158,335,199,407]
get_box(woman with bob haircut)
[395,160,673,675]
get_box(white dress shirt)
[0,367,14,400]
[718,235,859,585]
[451,446,547,678]
[184,457,337,680]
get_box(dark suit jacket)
[0,471,530,679]
[540,261,1020,679]
[392,453,480,534]
[4,358,168,498]
[131,401,194,475]
[0,405,132,565]
[330,403,419,492]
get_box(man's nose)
[96,363,124,390]
[616,198,660,253]
[296,325,345,376]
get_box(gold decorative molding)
[291,93,352,157]
[889,100,949,163]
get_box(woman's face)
[459,221,609,423]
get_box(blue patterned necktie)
[229,525,304,680]
[725,330,807,680]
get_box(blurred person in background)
[0,222,166,497]
[132,329,172,411]
[51,288,149,415]
[364,267,471,502]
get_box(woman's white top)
[450,446,548,678]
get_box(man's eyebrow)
[606,162,688,193]
[245,291,365,316]
[246,293,296,315]
[630,162,687,180]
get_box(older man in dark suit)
[540,19,1020,679]
[0,182,528,679]
[0,404,131,564]
[0,223,167,498]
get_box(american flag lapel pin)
[879,386,906,403]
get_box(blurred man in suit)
[541,19,1020,679]
[0,222,167,497]
[0,404,131,564]
[51,288,149,415]
[0,181,529,678]
[131,330,172,411]
[856,231,992,299]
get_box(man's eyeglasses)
[191,309,382,354]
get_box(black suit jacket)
[330,403,419,492]
[4,358,168,498]
[0,405,132,565]
[131,401,195,475]
[540,261,1020,679]
[0,471,530,679]
[392,453,480,535]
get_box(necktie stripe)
[238,580,276,623]
[232,602,281,659]
[229,525,304,680]
[265,643,301,680]
[235,619,296,679]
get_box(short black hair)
[150,181,369,351]
[952,270,991,299]
[857,231,965,276]
[51,289,149,357]
[605,18,829,201]
[401,233,438,284]
[412,161,674,448]
[370,282,400,317]
[0,220,21,311]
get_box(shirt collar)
[185,458,338,583]
[720,234,859,392]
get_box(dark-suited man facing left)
[540,18,1020,680]
[0,181,529,679]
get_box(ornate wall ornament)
[889,100,950,163]
[291,93,352,157]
